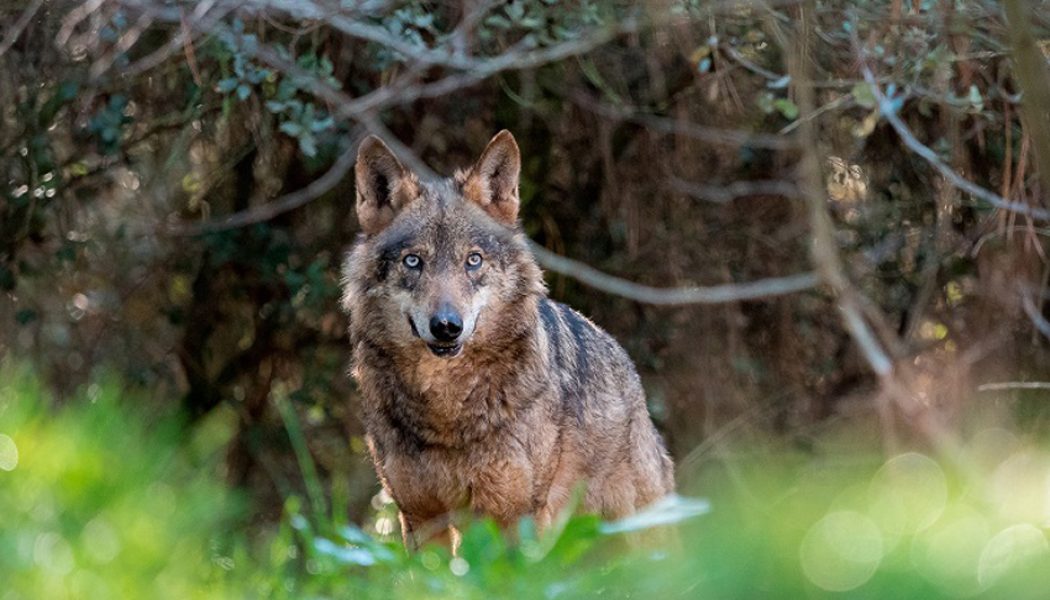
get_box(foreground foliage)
[2,369,1049,598]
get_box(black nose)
[429,307,463,342]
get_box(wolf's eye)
[403,254,422,269]
[466,253,483,270]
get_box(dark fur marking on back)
[542,301,585,425]
[559,303,593,387]
[538,299,563,368]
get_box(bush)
[0,367,240,599]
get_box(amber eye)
[465,252,483,270]
[403,254,422,269]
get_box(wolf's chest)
[380,445,534,517]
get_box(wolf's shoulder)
[536,297,636,371]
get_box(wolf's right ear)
[355,135,419,235]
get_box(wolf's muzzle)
[429,306,463,343]
[425,304,464,358]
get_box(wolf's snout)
[429,306,463,342]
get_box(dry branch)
[528,242,819,305]
[790,8,895,378]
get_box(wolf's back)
[536,297,674,505]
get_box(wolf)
[341,130,674,548]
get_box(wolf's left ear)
[355,135,419,235]
[463,130,520,225]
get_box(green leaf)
[279,122,303,137]
[773,97,799,120]
[310,116,335,132]
[599,494,710,534]
[851,82,877,109]
[757,91,775,114]
[217,78,238,93]
[968,85,984,112]
[298,133,317,157]
[312,537,378,566]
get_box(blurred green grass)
[2,366,1048,599]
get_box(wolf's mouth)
[426,343,462,358]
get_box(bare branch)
[56,0,105,47]
[168,140,358,236]
[528,242,819,305]
[0,0,44,58]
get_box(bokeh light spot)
[800,510,883,592]
[990,451,1050,524]
[910,506,989,596]
[978,523,1048,587]
[450,556,470,576]
[82,517,121,564]
[34,532,75,575]
[0,434,18,471]
[869,452,947,536]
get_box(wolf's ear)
[462,130,520,225]
[355,135,419,235]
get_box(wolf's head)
[342,131,544,360]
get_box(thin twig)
[180,7,204,86]
[120,0,227,79]
[1021,291,1050,341]
[722,44,783,81]
[977,382,1050,392]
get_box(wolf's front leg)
[399,511,461,552]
